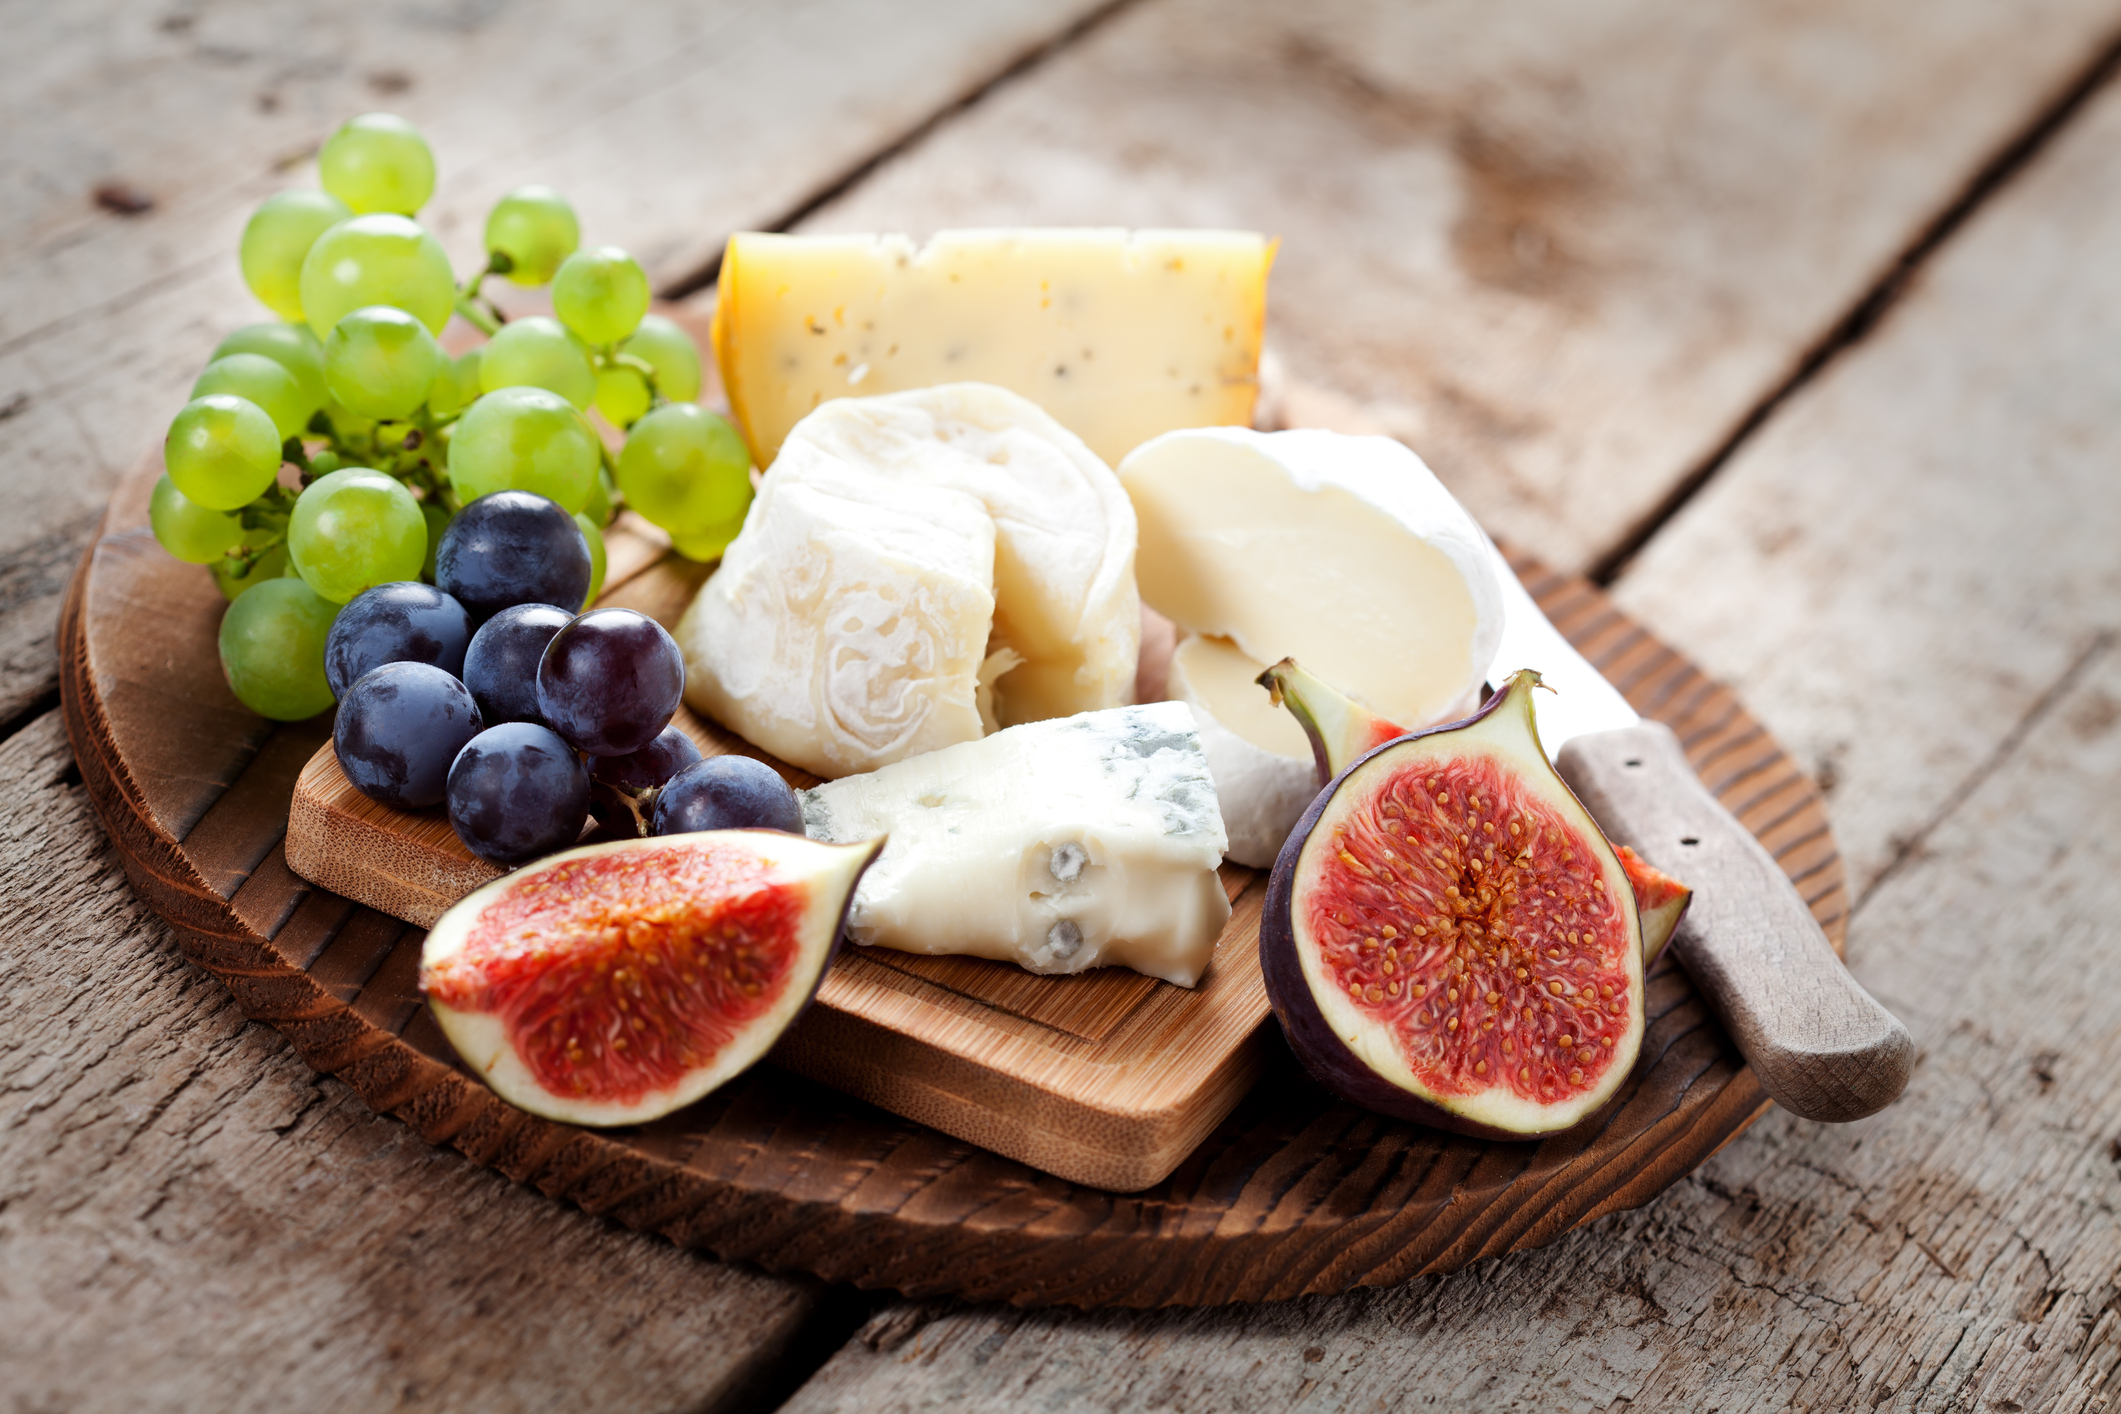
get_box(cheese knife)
[1486,546,1913,1123]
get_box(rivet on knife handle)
[1556,722,1913,1123]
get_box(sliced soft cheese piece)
[1121,427,1501,731]
[799,703,1231,986]
[713,229,1274,469]
[1168,633,1320,869]
[679,384,1140,778]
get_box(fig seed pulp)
[424,843,800,1105]
[1263,670,1647,1137]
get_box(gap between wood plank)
[659,0,1146,300]
[1588,21,2121,588]
[1852,630,2115,918]
[718,1285,894,1414]
[0,688,61,752]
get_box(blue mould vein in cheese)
[799,703,1232,986]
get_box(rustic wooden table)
[6,2,2120,1409]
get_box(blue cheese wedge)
[799,703,1232,986]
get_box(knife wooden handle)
[1556,722,1912,1122]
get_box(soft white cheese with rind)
[799,703,1232,986]
[713,228,1273,469]
[678,383,1140,778]
[1168,633,1321,869]
[1121,427,1501,730]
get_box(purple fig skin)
[762,828,882,1037]
[1260,680,1616,1142]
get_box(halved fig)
[1257,656,1405,787]
[420,829,883,1127]
[1261,656,1692,962]
[1616,845,1692,964]
[1261,670,1645,1138]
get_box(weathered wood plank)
[1610,45,2121,897]
[0,0,1108,724]
[788,0,2121,578]
[773,571,2121,1413]
[776,41,2121,1413]
[0,709,832,1412]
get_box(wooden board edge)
[775,998,1272,1192]
[65,464,1855,1307]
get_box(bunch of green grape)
[154,112,755,720]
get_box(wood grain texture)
[0,704,828,1414]
[1560,722,1912,1124]
[284,542,1273,1192]
[786,0,2121,578]
[62,451,1846,1305]
[0,0,1108,726]
[773,629,2121,1414]
[775,33,2121,1410]
[1611,35,2121,900]
[289,731,1270,1192]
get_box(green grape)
[166,394,284,510]
[310,449,345,477]
[191,352,314,442]
[448,387,600,512]
[239,190,353,322]
[218,576,340,719]
[479,316,595,410]
[421,500,453,581]
[484,184,579,285]
[212,322,329,414]
[575,512,607,607]
[212,531,291,601]
[287,467,427,603]
[149,474,244,564]
[616,402,751,540]
[670,514,747,564]
[593,365,650,428]
[552,246,649,345]
[620,314,703,401]
[323,305,442,420]
[582,463,617,526]
[426,347,483,418]
[298,214,456,337]
[319,113,436,216]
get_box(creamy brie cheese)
[678,383,1140,778]
[799,703,1232,986]
[713,228,1274,468]
[1167,633,1320,869]
[1121,428,1501,730]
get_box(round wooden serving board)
[60,459,1847,1309]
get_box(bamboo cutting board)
[285,603,1271,1192]
[62,452,1849,1306]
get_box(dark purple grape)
[435,490,591,622]
[462,602,573,726]
[590,724,704,791]
[652,756,803,836]
[536,607,684,757]
[446,722,590,865]
[333,662,483,810]
[324,581,473,698]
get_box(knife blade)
[1484,541,1912,1123]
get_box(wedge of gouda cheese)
[712,229,1273,468]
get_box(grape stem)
[223,532,287,576]
[454,292,503,336]
[455,255,511,335]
